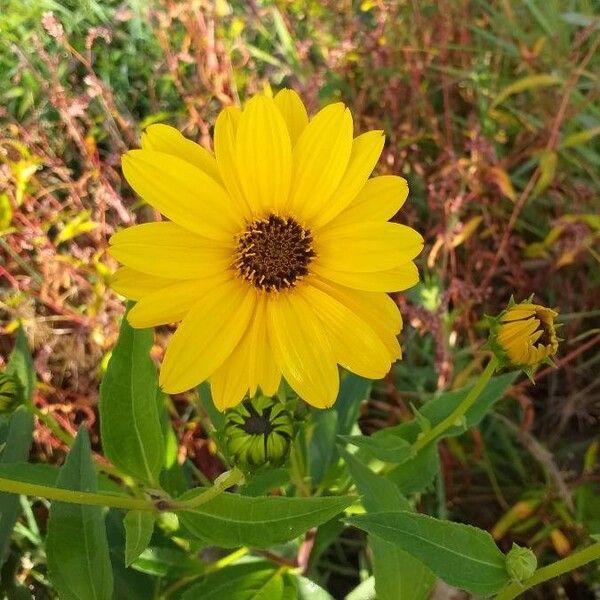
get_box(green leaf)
[47,428,114,600]
[336,373,371,436]
[181,562,280,600]
[371,538,435,600]
[198,381,225,429]
[531,150,558,199]
[340,434,414,464]
[349,511,510,597]
[296,576,334,599]
[6,327,35,403]
[308,374,372,486]
[380,373,517,493]
[132,546,205,578]
[339,448,410,512]
[0,462,58,486]
[491,74,562,107]
[339,449,435,600]
[104,510,156,600]
[242,468,289,497]
[124,510,155,567]
[178,491,353,548]
[99,311,165,485]
[381,372,518,444]
[386,442,439,495]
[309,410,338,485]
[0,407,33,566]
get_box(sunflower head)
[488,298,559,373]
[109,90,423,410]
[223,395,295,471]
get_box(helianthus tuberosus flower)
[109,90,423,409]
[490,299,559,370]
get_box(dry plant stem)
[413,355,499,452]
[481,33,600,293]
[29,403,130,483]
[495,542,600,600]
[0,477,155,511]
[171,468,245,510]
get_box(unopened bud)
[223,395,294,471]
[505,544,537,582]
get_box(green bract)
[223,395,295,471]
[505,544,537,582]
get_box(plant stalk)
[495,541,600,600]
[171,468,244,510]
[413,355,499,452]
[0,476,155,511]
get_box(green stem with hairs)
[171,468,245,510]
[413,355,499,452]
[495,542,600,600]
[0,476,155,511]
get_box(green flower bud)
[505,543,537,582]
[0,373,24,415]
[223,395,294,471]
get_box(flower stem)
[413,355,499,452]
[0,476,155,511]
[495,542,600,600]
[171,468,245,510]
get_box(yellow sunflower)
[109,90,423,410]
[496,302,559,367]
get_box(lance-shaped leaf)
[46,428,114,600]
[0,408,33,566]
[123,510,155,566]
[348,511,510,597]
[177,490,353,548]
[99,311,164,485]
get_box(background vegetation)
[1,0,599,598]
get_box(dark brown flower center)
[235,214,315,291]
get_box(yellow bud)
[489,298,559,371]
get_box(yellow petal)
[214,106,251,218]
[322,261,418,292]
[312,278,402,359]
[140,124,221,182]
[498,319,539,346]
[267,291,339,408]
[235,95,292,215]
[288,103,353,222]
[312,261,419,292]
[244,294,281,396]
[159,279,255,394]
[332,176,409,226]
[210,349,250,412]
[122,150,242,240]
[315,222,423,272]
[500,307,536,322]
[111,267,178,300]
[273,89,309,146]
[210,296,281,410]
[127,277,225,328]
[312,131,385,228]
[299,284,393,379]
[109,222,233,279]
